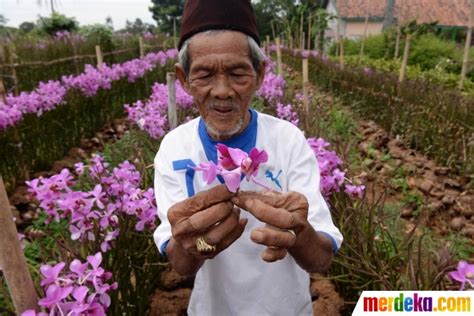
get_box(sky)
[1,0,157,30]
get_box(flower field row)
[0,49,177,131]
[0,49,176,192]
[281,47,474,175]
[1,31,165,92]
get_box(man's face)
[176,31,265,141]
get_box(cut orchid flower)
[193,144,271,193]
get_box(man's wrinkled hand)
[231,190,309,262]
[168,185,248,259]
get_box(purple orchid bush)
[22,252,117,316]
[0,49,177,131]
[125,80,194,138]
[24,154,160,314]
[308,138,365,198]
[194,144,270,193]
[26,154,157,251]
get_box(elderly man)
[153,0,342,314]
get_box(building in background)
[325,0,470,42]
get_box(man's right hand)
[166,185,248,274]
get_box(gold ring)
[196,235,216,254]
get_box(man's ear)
[175,63,192,95]
[255,60,267,90]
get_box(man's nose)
[210,75,235,99]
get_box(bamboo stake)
[0,78,7,104]
[315,13,320,52]
[139,36,145,58]
[360,0,372,56]
[271,20,276,40]
[339,35,345,69]
[167,72,177,130]
[276,37,283,75]
[266,35,270,55]
[302,58,309,127]
[173,17,177,50]
[301,32,306,52]
[95,45,103,67]
[0,177,39,313]
[460,0,474,90]
[307,13,312,50]
[399,34,411,82]
[300,14,304,50]
[395,23,401,59]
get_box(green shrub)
[329,33,388,59]
[409,33,458,70]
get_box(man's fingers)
[232,190,284,207]
[203,208,240,245]
[261,247,288,262]
[185,184,235,212]
[232,197,302,230]
[216,218,248,252]
[250,227,296,248]
[173,201,233,236]
[188,201,233,231]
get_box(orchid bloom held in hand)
[194,144,270,192]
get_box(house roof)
[332,0,470,27]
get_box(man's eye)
[198,74,211,79]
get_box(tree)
[124,18,155,34]
[38,12,78,36]
[19,21,36,33]
[149,0,185,33]
[0,14,7,27]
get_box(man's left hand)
[231,190,309,262]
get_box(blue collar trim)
[198,109,258,183]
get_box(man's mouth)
[213,107,234,115]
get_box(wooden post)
[167,72,177,130]
[399,34,411,82]
[95,45,103,67]
[339,35,345,69]
[271,20,276,40]
[360,0,372,56]
[266,35,270,54]
[5,46,19,96]
[301,32,306,52]
[0,78,7,104]
[307,13,312,51]
[394,23,401,59]
[11,66,19,96]
[460,0,474,89]
[173,17,178,50]
[302,58,309,128]
[139,36,145,58]
[0,177,39,313]
[300,14,304,50]
[276,37,283,76]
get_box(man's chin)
[205,120,244,141]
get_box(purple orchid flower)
[449,261,474,291]
[194,144,270,193]
[40,262,66,287]
[38,284,73,308]
[344,184,365,199]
